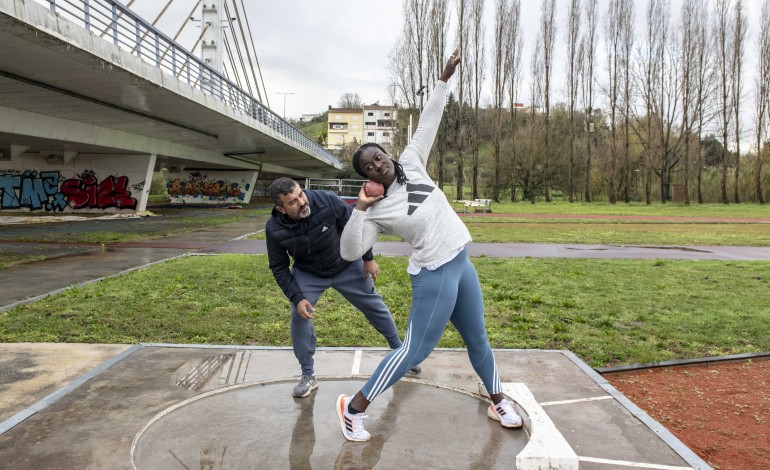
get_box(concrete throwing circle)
[131,379,527,469]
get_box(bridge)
[0,0,342,213]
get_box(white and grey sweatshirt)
[340,81,471,273]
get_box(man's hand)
[363,259,380,282]
[296,299,315,320]
[439,48,461,83]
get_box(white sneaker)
[487,399,523,428]
[335,394,371,441]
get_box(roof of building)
[363,104,397,110]
[327,108,362,113]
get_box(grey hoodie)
[340,81,471,271]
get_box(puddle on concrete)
[175,352,257,391]
[134,380,527,469]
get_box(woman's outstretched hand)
[440,48,461,83]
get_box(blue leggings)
[361,247,501,401]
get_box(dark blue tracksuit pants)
[291,258,403,376]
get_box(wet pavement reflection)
[132,380,527,469]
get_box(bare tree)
[404,0,431,111]
[505,0,524,202]
[428,0,450,188]
[605,0,622,203]
[653,2,686,204]
[680,0,698,205]
[636,0,684,204]
[620,0,634,203]
[539,0,556,202]
[731,0,747,203]
[388,34,418,111]
[338,93,363,108]
[582,0,598,202]
[468,0,486,200]
[427,0,450,93]
[714,0,734,203]
[491,0,510,202]
[693,3,713,204]
[455,0,470,200]
[528,37,544,203]
[755,0,770,204]
[387,1,432,115]
[565,0,581,202]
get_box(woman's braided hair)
[352,143,408,185]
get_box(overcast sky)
[131,0,764,128]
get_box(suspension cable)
[222,2,256,99]
[159,0,202,64]
[237,0,269,106]
[228,0,263,103]
[174,0,202,43]
[223,34,246,91]
[131,0,177,55]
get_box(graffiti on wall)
[0,169,140,212]
[167,171,250,202]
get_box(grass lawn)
[2,254,767,368]
[461,220,770,245]
[248,202,770,246]
[442,194,770,218]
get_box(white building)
[362,105,397,148]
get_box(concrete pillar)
[137,154,157,213]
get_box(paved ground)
[4,212,762,468]
[0,343,709,469]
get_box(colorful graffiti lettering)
[0,170,66,211]
[0,169,138,211]
[167,172,249,201]
[60,170,137,210]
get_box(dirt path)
[606,359,770,469]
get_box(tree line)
[374,0,770,204]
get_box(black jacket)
[266,190,373,306]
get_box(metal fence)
[304,178,366,198]
[36,0,339,167]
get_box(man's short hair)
[268,177,300,206]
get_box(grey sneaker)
[292,374,318,398]
[409,364,422,374]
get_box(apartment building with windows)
[362,105,397,149]
[326,104,398,151]
[326,108,363,151]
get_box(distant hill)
[293,112,327,146]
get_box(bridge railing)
[37,0,339,168]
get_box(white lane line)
[578,456,693,469]
[351,350,362,375]
[540,395,614,406]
